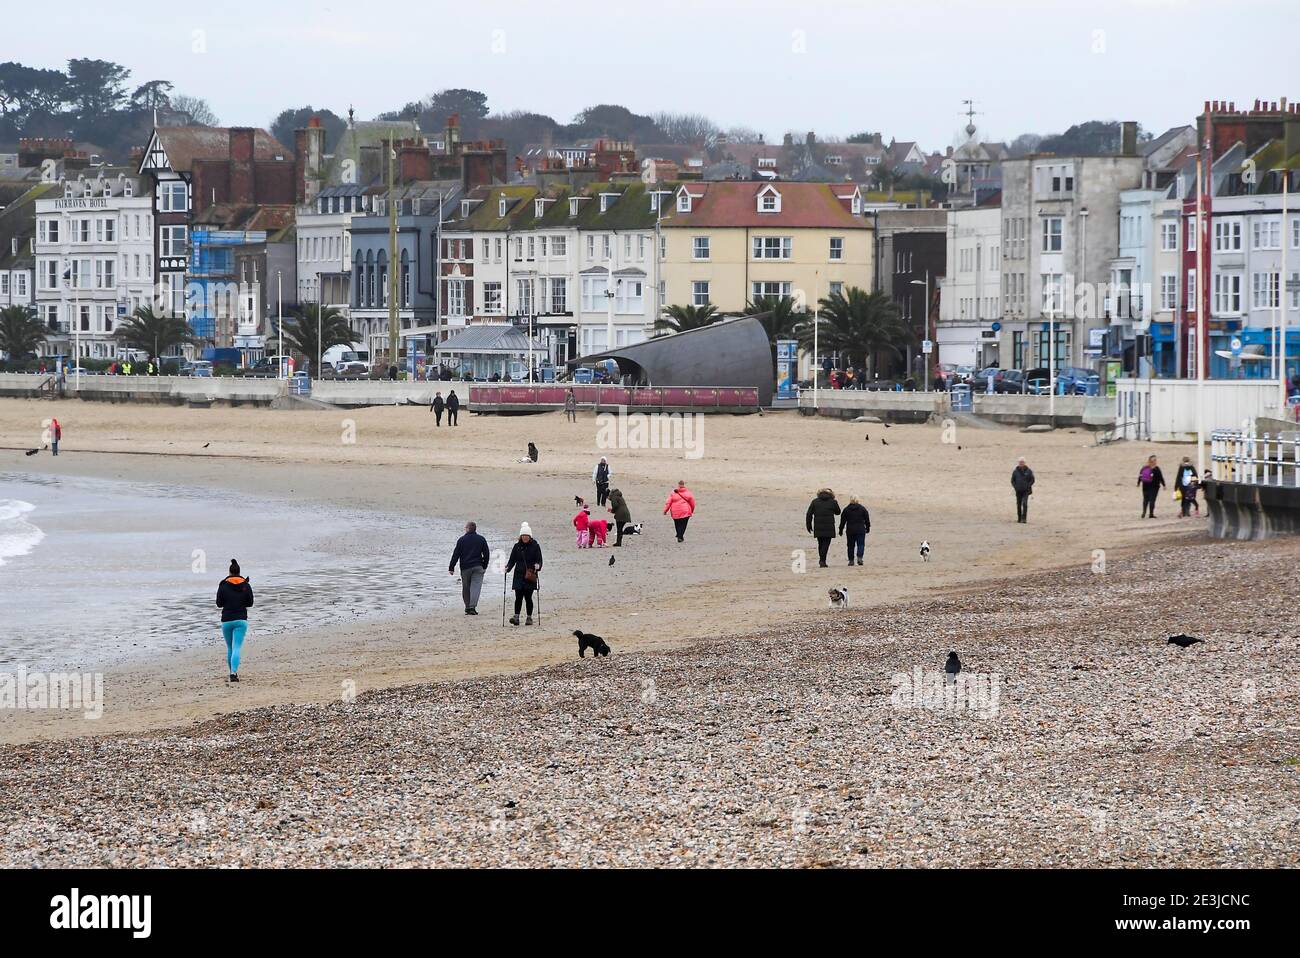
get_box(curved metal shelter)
[571,316,774,406]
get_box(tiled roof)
[0,182,58,270]
[153,127,292,171]
[434,323,543,353]
[663,181,867,229]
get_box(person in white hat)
[505,522,543,625]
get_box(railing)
[1212,429,1300,487]
[470,384,760,409]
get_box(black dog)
[574,630,610,658]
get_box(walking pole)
[502,569,507,627]
[536,580,541,627]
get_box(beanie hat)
[519,522,533,537]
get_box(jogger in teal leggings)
[216,559,255,683]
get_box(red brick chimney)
[228,127,256,203]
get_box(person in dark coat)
[593,457,611,506]
[1138,454,1166,518]
[805,488,842,568]
[1011,457,1035,524]
[448,521,491,614]
[838,496,871,566]
[215,559,254,683]
[446,390,460,425]
[1174,456,1198,517]
[608,488,633,546]
[431,391,445,425]
[504,523,543,625]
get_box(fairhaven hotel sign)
[53,197,109,210]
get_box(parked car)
[1022,367,1051,395]
[1058,366,1101,395]
[180,360,213,377]
[997,369,1027,394]
[335,359,370,377]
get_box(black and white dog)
[919,540,931,562]
[574,630,611,658]
[828,587,850,609]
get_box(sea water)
[0,471,462,672]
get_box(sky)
[9,0,1297,148]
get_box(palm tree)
[654,303,720,335]
[743,295,806,374]
[114,305,194,361]
[0,305,47,361]
[275,304,355,370]
[798,287,911,380]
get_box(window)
[79,304,90,330]
[75,219,90,243]
[160,181,188,212]
[1290,271,1300,310]
[1213,220,1242,252]
[586,235,595,259]
[1252,219,1280,250]
[534,198,546,218]
[751,281,792,299]
[483,282,503,314]
[1292,217,1300,250]
[539,236,547,257]
[549,277,567,314]
[83,182,92,199]
[494,238,502,261]
[446,279,465,316]
[692,236,710,260]
[1041,217,1063,252]
[753,236,792,259]
[161,225,187,257]
[498,196,507,217]
[637,235,646,259]
[0,273,7,296]
[829,237,844,260]
[1160,222,1178,252]
[1213,273,1241,314]
[527,236,535,260]
[516,278,533,315]
[96,258,115,289]
[551,236,566,256]
[691,281,710,307]
[98,218,115,242]
[623,235,631,258]
[581,275,605,312]
[514,237,523,260]
[829,281,844,298]
[1187,270,1197,310]
[615,279,643,314]
[1187,218,1197,252]
[1160,274,1178,311]
[1041,272,1064,314]
[602,235,611,259]
[124,180,133,197]
[676,192,691,213]
[757,188,781,212]
[1251,272,1279,309]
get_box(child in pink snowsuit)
[589,516,608,546]
[573,507,591,547]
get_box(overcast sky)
[11,0,1296,147]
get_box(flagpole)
[1281,167,1290,412]
[1195,141,1206,476]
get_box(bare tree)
[651,111,719,144]
[170,94,219,126]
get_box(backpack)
[1139,466,1153,483]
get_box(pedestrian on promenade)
[593,457,611,506]
[805,488,842,568]
[431,391,445,425]
[505,523,543,626]
[446,390,460,426]
[449,521,490,615]
[839,495,871,565]
[1139,455,1166,518]
[664,480,696,542]
[216,559,254,683]
[1011,457,1035,523]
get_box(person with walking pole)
[505,522,543,626]
[593,456,611,507]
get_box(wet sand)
[0,398,1203,744]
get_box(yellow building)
[660,181,874,312]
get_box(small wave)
[0,499,45,565]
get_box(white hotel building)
[32,168,155,359]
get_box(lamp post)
[276,269,283,378]
[911,271,931,391]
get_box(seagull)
[608,556,615,567]
[1168,634,1203,648]
[883,423,892,428]
[203,443,210,448]
[881,439,889,446]
[919,540,931,561]
[864,434,869,442]
[24,448,39,456]
[945,651,961,684]
[957,445,962,451]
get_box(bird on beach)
[202,443,210,448]
[883,423,892,428]
[608,556,615,567]
[881,439,889,446]
[945,651,962,684]
[1168,634,1203,648]
[864,434,869,442]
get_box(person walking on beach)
[608,487,633,546]
[1011,457,1035,524]
[805,488,842,568]
[664,480,696,543]
[1175,456,1199,518]
[431,391,445,425]
[50,417,61,456]
[505,523,543,625]
[446,390,460,426]
[1138,455,1166,518]
[449,521,490,615]
[216,559,254,683]
[593,457,611,506]
[564,388,577,423]
[839,495,871,566]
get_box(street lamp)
[276,269,283,378]
[911,272,932,391]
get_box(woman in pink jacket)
[664,480,696,543]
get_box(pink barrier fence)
[470,384,759,409]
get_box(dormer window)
[677,191,692,213]
[461,200,472,217]
[498,196,507,217]
[852,195,862,214]
[599,192,618,213]
[64,183,74,198]
[757,186,781,213]
[534,198,546,217]
[83,182,93,198]
[101,181,111,196]
[124,181,133,197]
